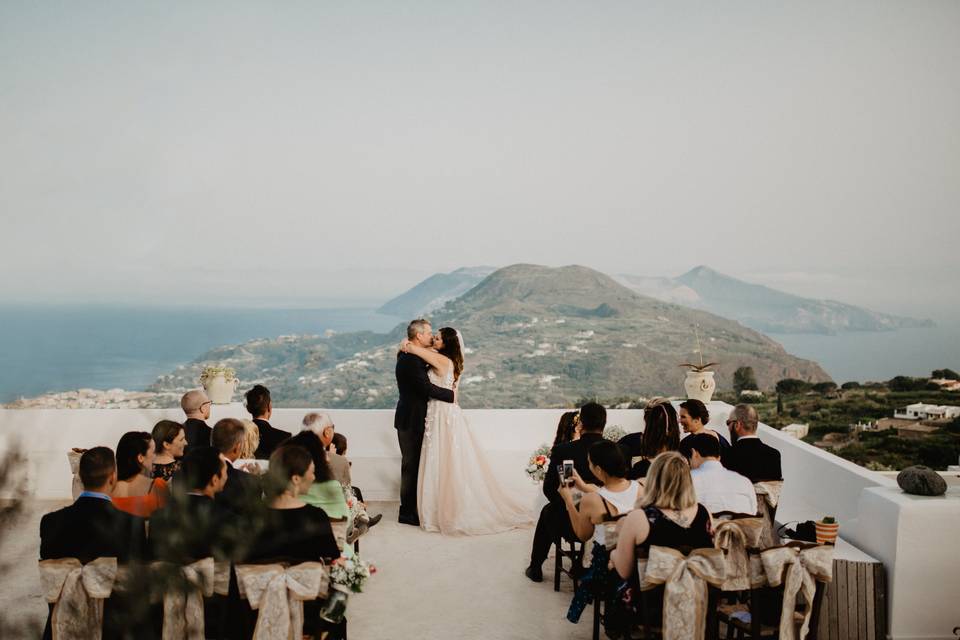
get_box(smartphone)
[562,459,575,487]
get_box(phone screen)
[562,460,575,486]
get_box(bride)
[400,327,532,535]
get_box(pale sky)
[1,2,958,316]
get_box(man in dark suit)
[211,418,262,516]
[181,389,213,455]
[525,402,606,582]
[246,384,291,459]
[40,447,147,639]
[151,446,232,562]
[721,403,783,482]
[394,319,455,526]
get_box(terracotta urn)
[684,370,716,403]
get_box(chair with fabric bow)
[711,513,770,640]
[39,556,119,640]
[720,541,833,640]
[233,557,333,640]
[753,481,783,550]
[634,545,726,640]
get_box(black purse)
[778,520,817,543]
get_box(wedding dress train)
[417,367,532,535]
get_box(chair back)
[328,516,349,552]
[39,556,119,640]
[753,481,784,549]
[234,559,329,640]
[639,545,726,640]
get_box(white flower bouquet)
[329,556,376,594]
[603,424,627,442]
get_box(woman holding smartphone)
[558,440,641,633]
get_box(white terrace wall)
[2,401,958,638]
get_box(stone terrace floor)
[1,501,591,640]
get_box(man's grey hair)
[302,411,334,434]
[407,318,431,340]
[729,404,759,433]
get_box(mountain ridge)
[150,264,830,408]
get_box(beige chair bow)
[641,546,726,640]
[714,517,766,591]
[761,544,833,640]
[67,450,83,500]
[236,562,329,640]
[753,481,784,548]
[152,558,215,640]
[213,560,231,596]
[754,481,783,508]
[39,557,118,640]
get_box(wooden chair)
[634,545,723,640]
[718,541,832,640]
[232,557,336,640]
[553,532,584,592]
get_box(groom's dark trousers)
[395,352,455,522]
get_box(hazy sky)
[2,2,958,316]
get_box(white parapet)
[2,401,957,639]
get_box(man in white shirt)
[686,433,758,515]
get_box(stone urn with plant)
[199,365,239,405]
[680,325,717,403]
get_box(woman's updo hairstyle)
[437,327,464,382]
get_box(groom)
[395,319,455,526]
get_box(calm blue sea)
[0,305,403,403]
[768,320,960,384]
[0,306,957,403]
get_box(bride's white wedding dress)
[417,366,532,535]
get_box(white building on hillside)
[893,403,960,421]
[781,423,809,439]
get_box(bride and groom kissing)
[394,319,531,535]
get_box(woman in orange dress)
[112,431,168,518]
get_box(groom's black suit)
[395,351,455,523]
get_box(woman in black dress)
[246,445,342,639]
[249,444,340,562]
[610,451,714,579]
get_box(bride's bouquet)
[525,444,552,483]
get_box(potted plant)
[198,365,239,405]
[815,516,840,545]
[680,325,717,403]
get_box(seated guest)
[181,390,213,454]
[286,431,349,520]
[621,398,680,480]
[151,446,232,562]
[552,410,581,448]
[151,420,186,482]
[722,404,783,482]
[303,412,351,487]
[326,431,382,534]
[611,452,714,581]
[248,445,341,562]
[112,431,169,518]
[246,384,291,460]
[40,447,148,639]
[558,440,640,628]
[212,418,263,514]
[677,398,730,459]
[684,433,757,515]
[525,401,606,583]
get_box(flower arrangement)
[199,365,237,385]
[525,443,552,483]
[603,424,627,442]
[329,556,377,594]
